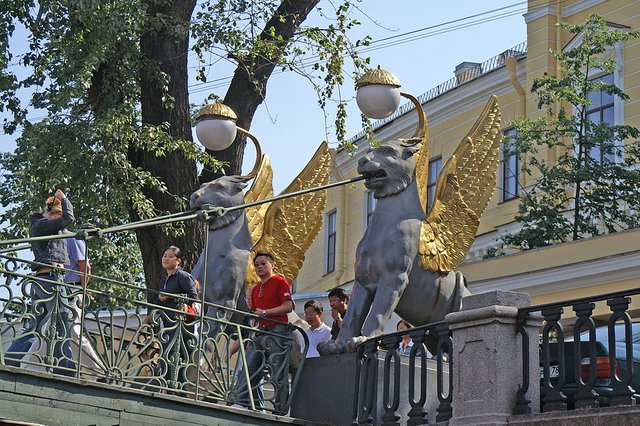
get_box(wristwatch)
[261,309,267,317]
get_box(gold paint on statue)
[244,142,331,284]
[418,95,502,272]
[236,128,263,180]
[400,92,429,210]
[196,101,238,121]
[244,155,275,284]
[355,65,402,88]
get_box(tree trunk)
[131,0,202,297]
[132,0,319,296]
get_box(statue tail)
[453,270,470,311]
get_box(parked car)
[581,322,640,394]
[540,321,640,409]
[540,340,616,409]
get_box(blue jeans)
[235,325,292,413]
[5,272,76,376]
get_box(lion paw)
[317,336,370,355]
[317,340,347,355]
[345,336,368,352]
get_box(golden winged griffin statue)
[321,83,502,353]
[190,75,502,354]
[190,142,331,333]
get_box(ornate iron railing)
[517,288,639,414]
[351,321,453,425]
[0,177,370,414]
[0,199,327,416]
[0,247,308,414]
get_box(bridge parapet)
[0,365,305,425]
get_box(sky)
[226,0,529,191]
[1,0,530,194]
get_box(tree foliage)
[503,14,640,250]
[0,0,370,294]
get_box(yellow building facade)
[295,0,640,320]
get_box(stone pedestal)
[290,352,359,425]
[445,290,542,425]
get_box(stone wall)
[0,366,310,426]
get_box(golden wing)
[419,96,502,272]
[244,155,274,285]
[401,92,430,211]
[413,129,430,212]
[250,141,331,283]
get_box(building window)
[502,128,520,201]
[586,73,615,164]
[365,191,376,226]
[427,157,442,211]
[325,210,337,274]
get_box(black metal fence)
[351,321,453,425]
[350,286,639,424]
[517,288,639,413]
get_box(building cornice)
[524,4,556,24]
[468,250,640,297]
[563,0,607,18]
[524,0,606,24]
[427,71,515,125]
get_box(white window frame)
[564,30,625,164]
[323,210,337,274]
[362,191,377,234]
[500,128,520,202]
[427,156,442,211]
[585,72,616,164]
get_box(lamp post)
[195,101,263,178]
[195,68,424,180]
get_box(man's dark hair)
[253,252,274,263]
[328,287,349,302]
[304,299,323,314]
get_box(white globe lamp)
[195,102,238,151]
[356,66,402,119]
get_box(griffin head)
[190,176,250,230]
[357,140,420,199]
[190,176,249,209]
